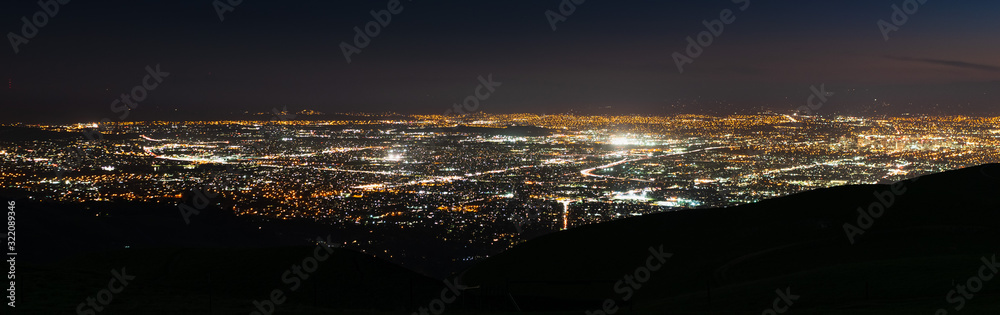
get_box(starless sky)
[2,0,999,123]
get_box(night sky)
[2,0,999,123]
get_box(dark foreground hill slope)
[461,164,1000,314]
[6,164,1000,314]
[6,197,445,314]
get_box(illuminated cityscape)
[4,0,1000,312]
[3,113,998,272]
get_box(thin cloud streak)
[886,56,1000,73]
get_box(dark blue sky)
[3,0,999,122]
